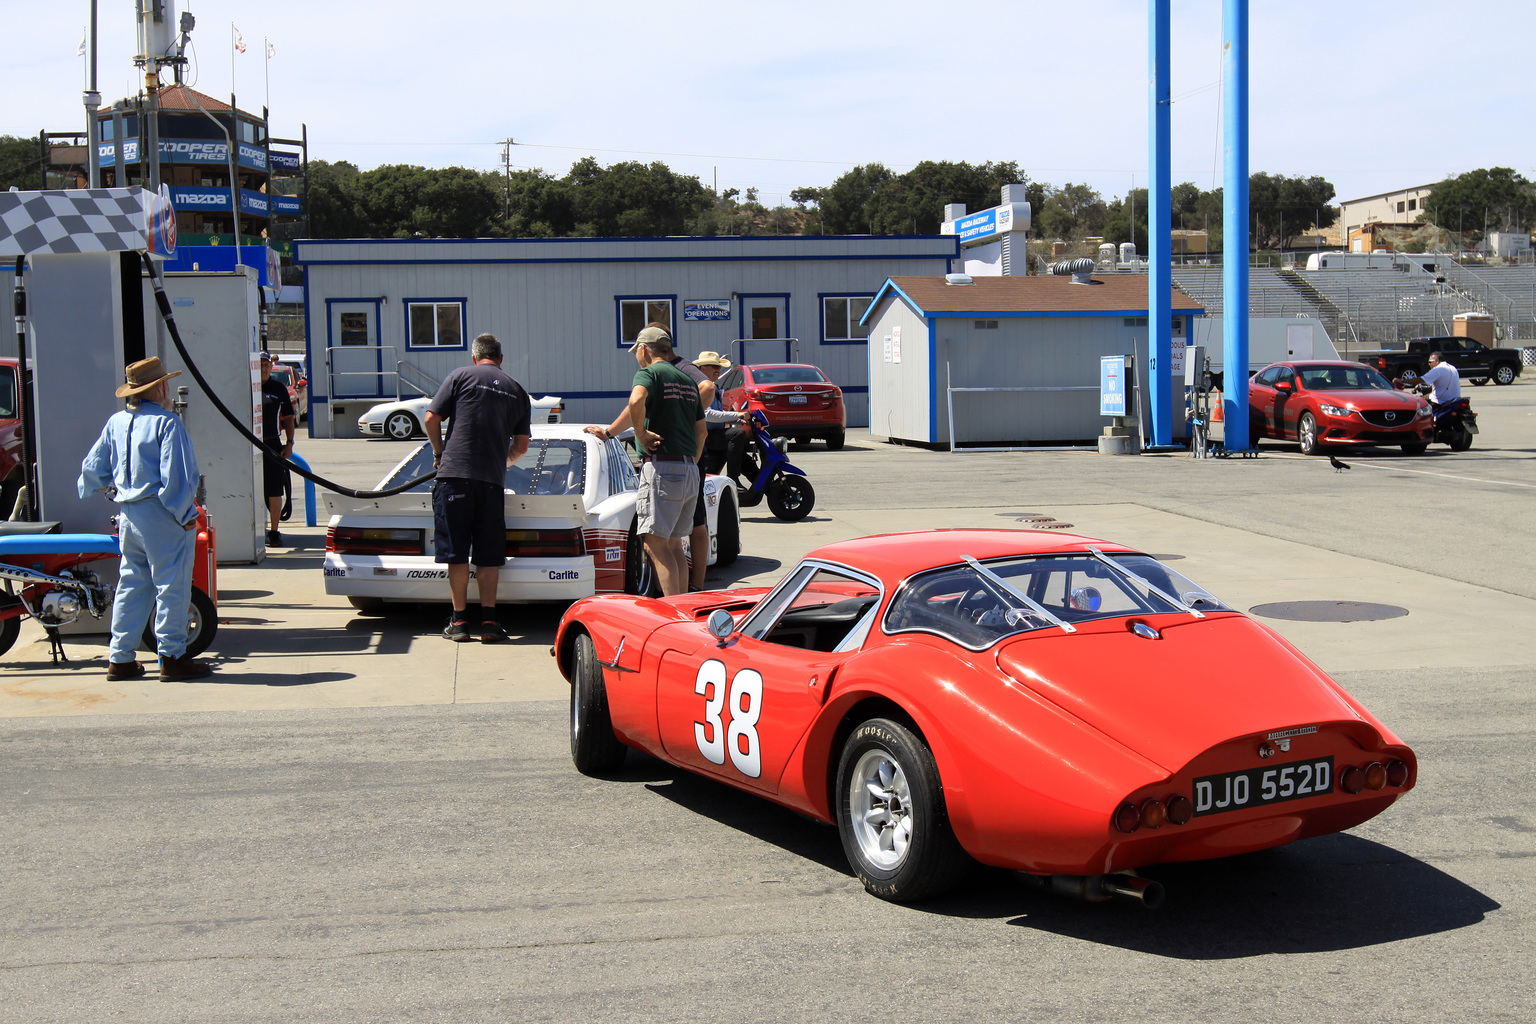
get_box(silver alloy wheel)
[847,747,914,870]
[1299,413,1318,454]
[385,411,418,440]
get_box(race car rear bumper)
[323,552,594,603]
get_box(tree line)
[3,133,1530,248]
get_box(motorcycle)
[0,506,218,664]
[732,410,816,521]
[1399,377,1477,451]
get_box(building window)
[973,320,999,330]
[1397,201,1406,213]
[406,300,466,349]
[821,295,873,342]
[339,311,370,346]
[1408,199,1417,211]
[1123,317,1148,327]
[617,297,674,347]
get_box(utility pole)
[500,138,514,222]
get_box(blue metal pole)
[289,452,319,527]
[1222,0,1250,448]
[1148,0,1172,447]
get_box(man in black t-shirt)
[424,333,532,643]
[258,352,296,548]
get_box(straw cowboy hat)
[692,350,731,369]
[115,357,181,398]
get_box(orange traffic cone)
[1211,392,1224,422]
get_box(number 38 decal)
[694,659,763,778]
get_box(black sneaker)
[266,529,283,547]
[443,615,472,642]
[479,620,508,643]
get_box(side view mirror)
[706,608,736,645]
[1274,380,1292,392]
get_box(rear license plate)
[1193,756,1333,816]
[788,395,808,404]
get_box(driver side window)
[739,564,882,653]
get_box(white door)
[735,295,792,364]
[328,300,385,398]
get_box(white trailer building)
[293,235,959,436]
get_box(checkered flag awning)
[0,188,166,257]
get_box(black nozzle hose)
[139,253,435,499]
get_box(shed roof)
[869,274,1204,320]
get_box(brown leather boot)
[106,660,145,681]
[159,655,213,681]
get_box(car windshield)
[752,367,828,385]
[381,440,587,496]
[269,368,293,387]
[884,553,1230,650]
[1297,365,1392,391]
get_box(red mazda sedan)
[717,362,847,449]
[1248,361,1432,455]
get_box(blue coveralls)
[78,401,201,663]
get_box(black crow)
[1328,454,1351,473]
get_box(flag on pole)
[233,26,247,54]
[266,38,276,59]
[76,29,86,57]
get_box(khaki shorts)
[637,460,699,540]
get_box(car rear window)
[752,367,829,385]
[884,554,1229,649]
[380,440,586,495]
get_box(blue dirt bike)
[734,410,816,521]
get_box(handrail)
[394,360,441,402]
[324,344,398,403]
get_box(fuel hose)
[139,252,435,499]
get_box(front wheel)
[141,586,217,659]
[384,411,420,440]
[0,601,22,657]
[836,718,969,902]
[1494,363,1517,386]
[1297,412,1322,456]
[570,633,627,775]
[766,473,815,521]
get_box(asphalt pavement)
[1,379,1532,1021]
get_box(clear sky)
[6,0,1534,210]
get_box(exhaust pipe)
[1024,872,1167,910]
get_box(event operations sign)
[684,300,731,321]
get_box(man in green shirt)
[585,325,706,595]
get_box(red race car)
[554,530,1415,907]
[716,362,846,449]
[1248,360,1432,455]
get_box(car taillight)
[1113,802,1140,834]
[1138,799,1167,829]
[1364,762,1387,791]
[1166,795,1193,825]
[329,526,424,556]
[1386,759,1409,787]
[505,528,584,558]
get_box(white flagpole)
[264,38,272,113]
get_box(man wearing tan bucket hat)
[79,357,213,681]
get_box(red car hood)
[1307,388,1421,410]
[995,613,1364,772]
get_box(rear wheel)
[825,429,846,451]
[0,601,22,657]
[141,586,217,659]
[1450,426,1474,451]
[836,718,969,902]
[385,411,419,440]
[1494,363,1517,386]
[1297,412,1322,456]
[570,633,627,775]
[713,491,740,567]
[623,517,659,597]
[766,473,815,521]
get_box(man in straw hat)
[692,350,751,490]
[79,357,213,681]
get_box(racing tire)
[836,718,969,903]
[570,633,627,776]
[1297,412,1322,456]
[623,518,659,597]
[0,602,21,657]
[766,473,815,521]
[1494,363,1517,386]
[825,430,846,451]
[384,411,420,441]
[141,586,217,659]
[347,595,388,615]
[1450,427,1474,452]
[714,491,740,567]
[1401,442,1429,455]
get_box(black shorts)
[262,451,289,500]
[692,470,708,528]
[432,477,506,566]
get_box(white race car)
[323,425,741,610]
[358,394,564,440]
